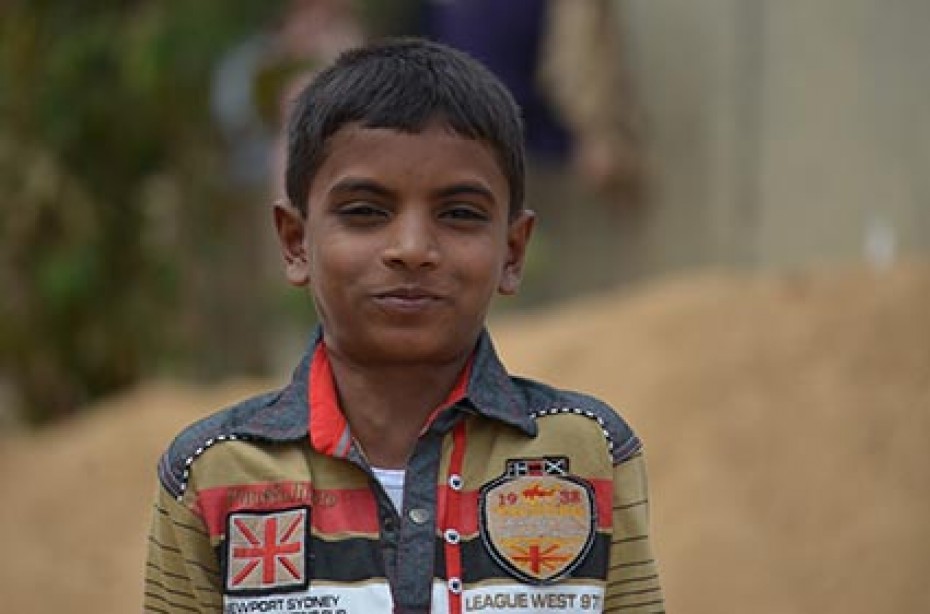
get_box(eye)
[336,202,390,225]
[440,204,489,223]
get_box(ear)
[498,209,536,295]
[273,200,311,287]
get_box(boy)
[145,38,663,613]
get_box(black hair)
[285,37,525,218]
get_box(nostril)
[382,240,440,269]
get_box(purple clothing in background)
[422,0,571,161]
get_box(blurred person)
[540,0,647,210]
[421,0,573,167]
[145,38,662,612]
[212,0,364,194]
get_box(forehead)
[311,122,509,200]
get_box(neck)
[325,349,469,469]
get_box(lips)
[372,285,445,313]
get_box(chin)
[365,327,477,366]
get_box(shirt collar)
[306,340,476,457]
[464,329,537,435]
[237,326,537,448]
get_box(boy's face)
[275,121,534,366]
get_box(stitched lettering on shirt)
[224,594,346,613]
[462,589,603,611]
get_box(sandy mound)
[0,379,271,613]
[1,262,928,613]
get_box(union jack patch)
[479,457,596,584]
[224,507,309,594]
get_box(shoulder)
[156,389,287,500]
[512,375,642,465]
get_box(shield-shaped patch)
[479,456,596,584]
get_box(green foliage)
[0,1,277,423]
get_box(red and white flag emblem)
[225,508,308,592]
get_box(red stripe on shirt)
[193,477,611,539]
[195,482,380,537]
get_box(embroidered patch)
[224,507,309,594]
[479,457,596,584]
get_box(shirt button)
[444,528,460,544]
[408,508,430,525]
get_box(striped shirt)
[145,328,663,613]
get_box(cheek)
[306,242,361,303]
[309,234,366,274]
[456,243,506,292]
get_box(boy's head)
[276,38,535,366]
[285,38,525,219]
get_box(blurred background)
[0,1,928,612]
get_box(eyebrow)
[432,182,496,202]
[329,178,395,198]
[328,178,496,203]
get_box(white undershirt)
[371,466,407,513]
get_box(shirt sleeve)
[145,483,223,613]
[605,452,665,613]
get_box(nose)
[381,210,440,270]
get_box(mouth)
[372,286,445,312]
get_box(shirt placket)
[390,428,445,612]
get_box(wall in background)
[622,0,930,275]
